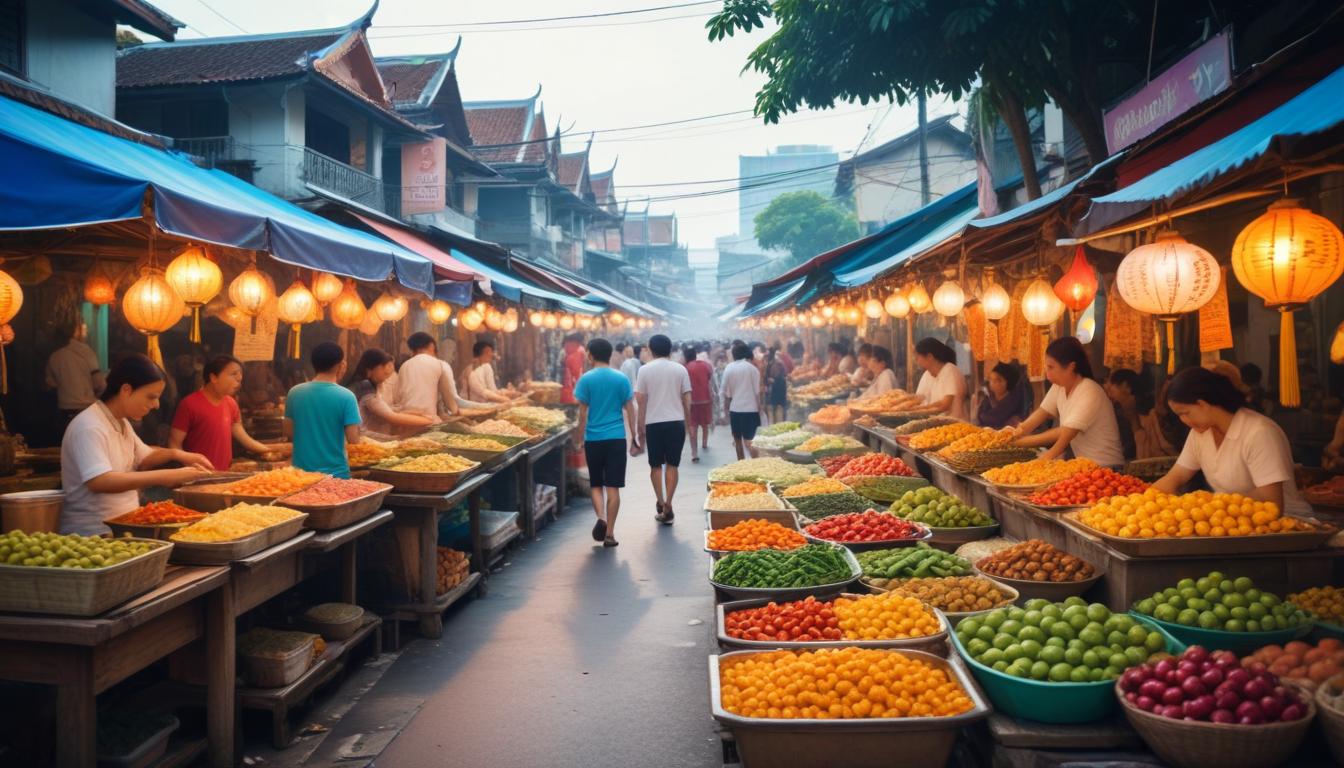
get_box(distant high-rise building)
[723,144,839,255]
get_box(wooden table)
[518,428,572,539]
[0,565,233,768]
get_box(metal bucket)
[0,490,64,533]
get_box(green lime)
[1233,576,1253,592]
[1020,639,1043,660]
[1124,646,1149,666]
[1040,645,1066,665]
[1246,620,1261,632]
[1213,604,1231,620]
[1108,652,1129,669]
[1045,636,1066,649]
[1048,663,1073,682]
[1004,643,1025,661]
[984,611,1007,628]
[1064,647,1084,665]
[1082,649,1102,669]
[1042,604,1063,620]
[976,625,996,642]
[1107,631,1128,647]
[1177,609,1199,626]
[1030,660,1050,680]
[992,660,1010,672]
[967,639,990,656]
[1025,598,1050,611]
[1154,604,1179,622]
[1225,619,1245,632]
[1126,625,1149,646]
[1023,610,1044,627]
[999,619,1023,636]
[992,634,1014,650]
[1050,622,1077,642]
[1086,604,1110,622]
[1248,603,1267,620]
[1230,606,1249,621]
[1039,616,1058,633]
[1144,631,1165,652]
[1198,611,1219,628]
[1078,627,1105,647]
[981,648,1005,666]
[1003,663,1026,677]
[1019,626,1046,644]
[1069,666,1092,682]
[1219,580,1234,594]
[1063,596,1087,608]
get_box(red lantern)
[1054,246,1098,313]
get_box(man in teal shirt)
[573,338,640,548]
[284,342,361,478]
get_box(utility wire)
[191,0,248,34]
[368,11,713,38]
[373,1,719,28]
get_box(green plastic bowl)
[1309,620,1344,642]
[949,615,1185,725]
[1126,610,1311,654]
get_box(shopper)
[764,347,789,424]
[45,319,105,433]
[722,342,763,460]
[619,343,643,388]
[285,342,361,478]
[59,354,213,535]
[561,333,586,404]
[684,344,714,458]
[636,334,692,524]
[1152,366,1309,516]
[465,340,512,404]
[573,338,640,547]
[975,362,1026,429]
[1012,337,1124,467]
[913,338,968,419]
[394,332,485,420]
[345,348,435,439]
[169,354,278,472]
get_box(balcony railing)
[174,136,235,165]
[303,148,386,213]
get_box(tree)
[116,29,144,49]
[754,191,860,268]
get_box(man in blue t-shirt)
[573,338,641,548]
[284,342,361,478]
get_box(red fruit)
[1183,694,1215,720]
[1214,690,1241,711]
[1280,703,1305,721]
[1242,678,1270,700]
[1159,704,1184,719]
[1139,680,1165,699]
[1181,676,1207,697]
[1161,687,1185,705]
[1136,695,1157,712]
[1259,696,1283,720]
[1184,646,1209,664]
[1235,701,1263,723]
[1200,667,1224,688]
[1210,709,1236,724]
[1154,659,1175,678]
[1225,668,1251,689]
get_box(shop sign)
[1103,31,1231,154]
[233,298,278,362]
[401,138,447,215]
[1199,267,1233,351]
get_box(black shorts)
[584,439,627,488]
[645,421,686,467]
[730,411,762,440]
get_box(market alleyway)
[292,431,729,768]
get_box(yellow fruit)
[1077,491,1308,539]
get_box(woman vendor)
[859,345,899,398]
[60,354,214,535]
[913,338,968,420]
[345,348,436,439]
[976,362,1026,429]
[1012,337,1124,466]
[1151,367,1310,516]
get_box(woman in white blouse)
[860,345,898,398]
[913,338,968,420]
[1012,337,1124,466]
[1152,366,1309,516]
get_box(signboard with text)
[400,137,447,215]
[1103,31,1232,154]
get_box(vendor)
[345,348,435,439]
[59,354,214,535]
[393,332,489,419]
[859,345,898,399]
[169,355,280,471]
[45,319,104,433]
[849,343,874,388]
[284,342,361,478]
[913,338,968,420]
[464,340,513,404]
[1152,367,1310,516]
[1012,337,1124,466]
[976,362,1026,429]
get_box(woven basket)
[1118,686,1315,768]
[1317,676,1344,765]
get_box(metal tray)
[105,519,199,541]
[171,473,321,513]
[168,514,308,565]
[716,593,949,651]
[366,464,478,494]
[703,526,805,557]
[709,546,862,602]
[705,509,801,531]
[0,538,172,616]
[863,576,1021,620]
[1005,490,1085,512]
[800,523,933,552]
[1059,510,1338,557]
[972,565,1102,602]
[923,521,1001,545]
[709,649,990,768]
[275,482,392,530]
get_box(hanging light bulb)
[932,280,965,317]
[427,300,453,325]
[0,262,23,395]
[884,289,910,319]
[372,292,409,323]
[558,313,575,330]
[228,261,275,333]
[311,271,343,307]
[164,244,222,343]
[461,306,485,331]
[504,309,520,333]
[485,306,505,331]
[577,314,594,330]
[907,283,932,314]
[624,316,637,329]
[1054,246,1099,313]
[608,310,625,326]
[122,266,183,366]
[809,312,825,328]
[1117,229,1221,374]
[819,303,836,320]
[84,261,117,306]
[276,279,317,359]
[543,311,559,329]
[1021,278,1065,329]
[864,296,884,319]
[330,279,367,330]
[980,270,1011,321]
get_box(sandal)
[660,505,675,525]
[603,537,619,547]
[592,518,607,542]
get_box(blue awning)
[443,247,603,314]
[0,94,436,295]
[831,204,981,287]
[741,277,806,318]
[1081,62,1344,234]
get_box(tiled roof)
[375,42,460,109]
[557,151,587,193]
[463,105,530,163]
[117,28,346,88]
[624,215,677,246]
[521,111,549,165]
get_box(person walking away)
[619,343,643,388]
[394,332,487,424]
[636,334,692,523]
[285,342,361,478]
[465,340,513,404]
[765,347,789,424]
[573,338,640,547]
[722,342,763,459]
[561,334,586,404]
[345,349,435,440]
[684,344,714,457]
[59,355,213,535]
[46,320,105,435]
[170,355,281,472]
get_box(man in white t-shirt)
[46,320,105,429]
[721,342,763,460]
[394,332,489,421]
[636,334,692,524]
[465,340,512,403]
[618,342,642,387]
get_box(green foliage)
[753,191,860,266]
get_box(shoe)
[660,505,675,525]
[691,456,700,463]
[592,518,607,541]
[603,537,619,547]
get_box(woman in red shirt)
[169,355,281,471]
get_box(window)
[305,107,351,165]
[0,0,24,76]
[160,100,228,138]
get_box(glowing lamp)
[84,262,117,306]
[461,307,484,331]
[907,283,932,314]
[504,310,520,333]
[1054,246,1098,313]
[373,292,409,323]
[427,300,453,325]
[276,280,316,359]
[809,312,825,328]
[165,245,222,342]
[311,271,343,306]
[980,281,1011,321]
[820,303,835,320]
[864,297,884,319]
[578,314,594,330]
[0,264,22,393]
[608,310,625,326]
[559,313,575,330]
[932,281,965,317]
[1076,301,1097,344]
[543,312,559,330]
[1117,230,1220,373]
[330,279,367,330]
[1021,278,1065,329]
[528,310,545,326]
[122,266,183,366]
[884,290,910,319]
[228,263,275,333]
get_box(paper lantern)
[311,271,343,307]
[863,297,884,319]
[372,292,409,323]
[577,314,594,330]
[809,312,825,328]
[228,263,275,333]
[1021,278,1065,329]
[426,300,453,325]
[461,306,484,331]
[358,306,384,336]
[819,303,835,320]
[330,279,366,330]
[907,283,932,314]
[1231,199,1344,407]
[980,281,1011,321]
[0,265,20,393]
[1076,301,1097,344]
[1331,321,1344,365]
[1054,246,1098,313]
[1117,230,1220,373]
[482,307,503,331]
[122,266,183,366]
[528,310,545,326]
[608,310,625,326]
[932,281,965,317]
[84,261,117,306]
[504,309,520,333]
[276,280,316,359]
[165,245,222,342]
[624,316,637,329]
[557,313,574,331]
[537,311,554,330]
[884,290,910,319]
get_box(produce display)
[888,576,1016,614]
[935,427,1013,457]
[892,416,959,436]
[1077,490,1313,539]
[982,458,1099,486]
[346,442,392,466]
[858,543,972,580]
[432,434,512,452]
[708,457,822,487]
[840,474,929,503]
[376,453,479,473]
[280,477,387,506]
[436,547,470,594]
[795,434,866,454]
[975,539,1098,583]
[724,595,843,641]
[391,436,443,455]
[817,453,865,477]
[942,447,1041,474]
[499,406,569,433]
[705,492,785,512]
[807,404,853,426]
[110,501,206,525]
[803,511,926,544]
[707,519,807,551]
[954,537,1020,564]
[0,531,160,568]
[832,590,941,640]
[468,419,535,438]
[1118,645,1309,724]
[711,544,853,589]
[890,486,994,528]
[956,598,1169,682]
[788,491,875,520]
[1287,585,1344,625]
[170,504,302,543]
[831,453,916,479]
[718,647,975,719]
[790,374,852,397]
[751,429,814,451]
[1026,468,1149,507]
[907,422,981,450]
[779,477,851,498]
[708,481,767,498]
[1242,638,1344,690]
[1132,572,1309,633]
[756,421,801,437]
[848,390,923,412]
[218,467,325,497]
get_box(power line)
[368,11,713,38]
[373,1,719,28]
[191,0,248,34]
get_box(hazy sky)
[151,0,959,248]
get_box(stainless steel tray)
[709,545,861,602]
[800,522,933,552]
[275,483,392,530]
[168,514,308,564]
[716,593,949,652]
